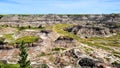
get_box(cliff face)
[0,14,120,27]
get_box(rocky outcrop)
[63,48,119,68]
[54,36,78,47]
[65,25,120,38]
[78,58,116,68]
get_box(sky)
[0,0,120,14]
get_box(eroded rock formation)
[65,25,120,38]
[0,14,120,27]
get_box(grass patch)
[3,34,14,40]
[113,54,120,58]
[0,64,19,68]
[2,34,40,44]
[80,33,120,56]
[3,34,15,44]
[49,55,55,62]
[15,36,39,44]
[0,62,19,68]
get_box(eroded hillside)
[0,14,120,68]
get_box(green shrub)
[52,48,66,51]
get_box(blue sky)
[0,0,120,14]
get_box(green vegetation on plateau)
[2,34,39,44]
[16,36,39,44]
[52,23,81,41]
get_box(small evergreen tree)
[18,41,31,68]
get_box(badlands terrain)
[0,14,120,68]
